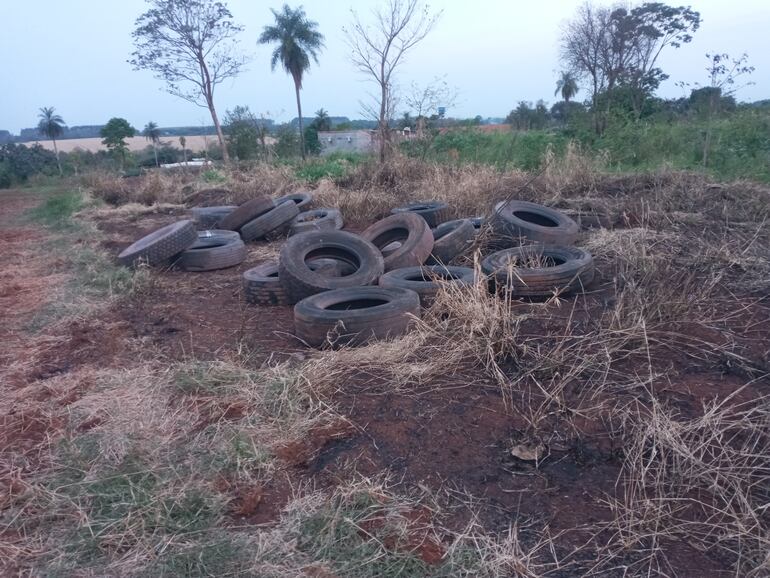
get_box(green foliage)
[28,188,86,227]
[274,124,301,159]
[202,168,227,183]
[100,118,136,166]
[223,105,262,160]
[294,153,367,182]
[0,143,58,187]
[408,108,770,183]
[405,128,569,171]
[304,124,321,155]
[37,106,65,140]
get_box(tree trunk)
[153,142,159,167]
[52,137,62,176]
[208,103,229,164]
[379,81,388,163]
[295,81,306,160]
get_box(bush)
[0,143,58,187]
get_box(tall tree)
[561,2,700,132]
[259,5,324,160]
[345,0,441,162]
[130,0,246,164]
[37,107,65,176]
[143,121,161,166]
[554,71,579,102]
[101,118,136,170]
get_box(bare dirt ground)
[3,167,770,576]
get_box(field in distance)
[22,135,217,153]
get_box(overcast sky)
[2,0,768,133]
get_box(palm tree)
[259,5,324,160]
[554,71,579,103]
[143,121,162,167]
[314,108,331,132]
[37,107,65,175]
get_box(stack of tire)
[243,200,479,348]
[483,200,595,297]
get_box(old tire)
[481,244,594,297]
[275,191,313,212]
[289,208,344,236]
[243,261,290,306]
[278,231,384,303]
[118,220,197,267]
[219,196,275,231]
[361,213,434,271]
[379,265,475,306]
[426,219,476,265]
[190,205,237,229]
[240,201,300,242]
[294,286,420,347]
[469,217,485,231]
[175,233,247,271]
[491,200,579,246]
[391,201,450,228]
[244,258,357,306]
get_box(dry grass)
[598,393,770,576]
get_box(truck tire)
[278,230,384,303]
[118,220,197,267]
[482,244,594,297]
[361,213,434,271]
[294,286,420,347]
[379,265,475,306]
[390,201,450,228]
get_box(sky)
[2,0,769,134]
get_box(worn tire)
[243,261,290,306]
[240,201,300,242]
[175,234,247,271]
[469,217,485,231]
[379,265,475,306]
[289,208,344,236]
[481,244,594,297]
[491,200,579,245]
[294,286,420,347]
[361,213,434,272]
[390,201,450,228]
[118,220,197,267]
[190,206,237,229]
[425,219,476,265]
[275,191,313,211]
[279,231,384,303]
[244,258,357,306]
[219,196,275,231]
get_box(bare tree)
[345,0,441,162]
[130,0,247,164]
[697,53,754,166]
[404,76,457,137]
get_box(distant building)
[318,130,373,155]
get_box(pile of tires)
[120,193,601,348]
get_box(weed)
[28,188,88,229]
[201,168,227,183]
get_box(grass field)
[2,158,770,576]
